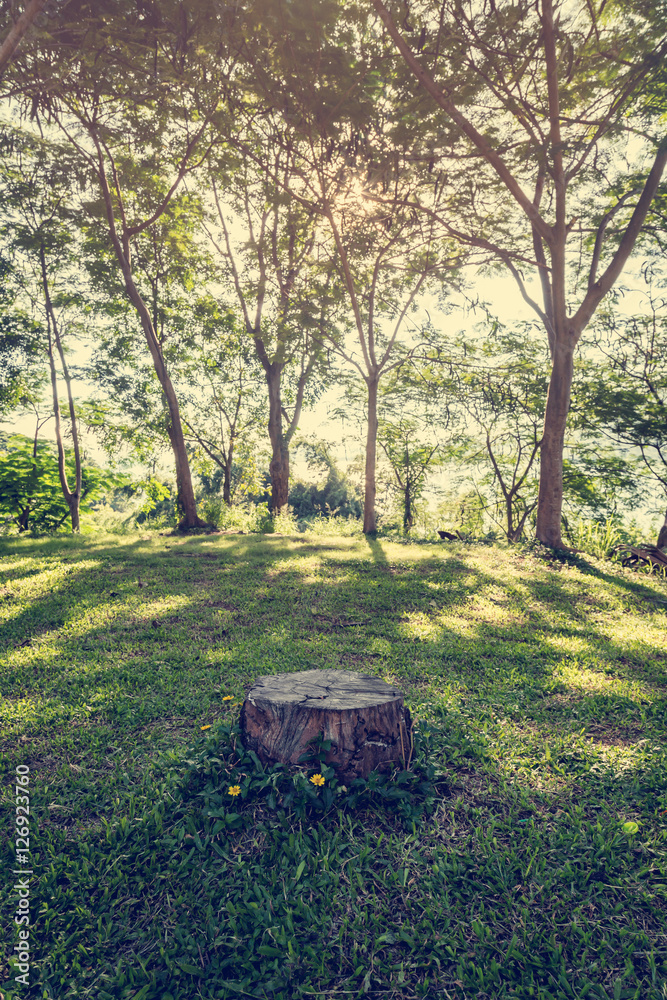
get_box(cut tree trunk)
[241,669,411,782]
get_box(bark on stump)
[241,669,411,782]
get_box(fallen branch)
[613,543,667,573]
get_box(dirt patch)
[541,692,585,710]
[585,723,648,747]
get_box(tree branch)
[573,146,667,330]
[370,0,553,245]
[0,0,47,77]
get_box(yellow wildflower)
[228,785,241,796]
[200,725,212,731]
[310,774,325,787]
[222,696,234,701]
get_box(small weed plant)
[302,512,362,537]
[569,517,643,559]
[180,723,446,832]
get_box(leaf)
[257,945,284,958]
[175,959,202,976]
[295,859,306,881]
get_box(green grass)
[1,531,667,1000]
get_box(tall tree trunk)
[128,300,204,529]
[222,410,239,507]
[40,245,81,533]
[121,286,204,530]
[95,153,206,532]
[223,450,233,506]
[403,487,413,533]
[506,496,515,543]
[364,376,379,534]
[265,363,289,511]
[657,509,667,549]
[536,337,575,547]
[163,413,205,528]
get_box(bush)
[0,434,116,533]
[135,477,176,528]
[197,497,272,533]
[302,512,362,537]
[568,518,643,559]
[269,506,300,535]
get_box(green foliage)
[437,487,488,538]
[0,255,44,414]
[0,434,113,533]
[415,321,547,541]
[289,440,362,523]
[197,499,273,534]
[303,512,363,537]
[568,518,643,560]
[562,450,645,522]
[181,721,445,832]
[378,417,440,533]
[581,300,667,514]
[136,477,175,526]
[269,505,301,535]
[0,158,49,413]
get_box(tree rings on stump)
[240,669,411,782]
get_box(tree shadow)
[1,533,665,773]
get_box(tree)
[409,322,546,541]
[0,0,47,78]
[0,255,44,416]
[370,0,667,547]
[583,291,667,545]
[179,303,267,507]
[449,327,545,542]
[5,0,243,529]
[229,0,474,532]
[413,318,643,540]
[379,417,439,533]
[0,433,112,532]
[200,135,328,512]
[0,126,90,531]
[315,173,450,533]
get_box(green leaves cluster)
[180,720,446,831]
[0,434,117,532]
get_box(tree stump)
[240,669,411,782]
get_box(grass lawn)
[1,531,666,1000]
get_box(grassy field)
[1,531,666,1000]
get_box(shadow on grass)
[1,535,666,998]
[1,533,665,763]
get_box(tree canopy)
[0,0,664,543]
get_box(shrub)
[568,518,642,559]
[302,512,362,537]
